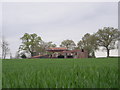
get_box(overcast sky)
[1,2,118,58]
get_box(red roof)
[47,47,68,51]
[61,50,80,53]
[60,49,86,53]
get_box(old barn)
[32,47,88,58]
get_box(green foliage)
[77,33,98,57]
[19,33,57,56]
[2,58,118,88]
[19,33,42,56]
[95,27,120,57]
[38,41,56,55]
[60,39,76,50]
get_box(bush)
[21,54,26,59]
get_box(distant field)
[2,58,118,88]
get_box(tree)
[20,33,42,57]
[2,39,10,59]
[15,51,20,59]
[77,33,98,57]
[95,27,120,57]
[37,41,56,55]
[60,39,76,50]
[9,51,12,59]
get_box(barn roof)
[61,50,81,53]
[46,47,68,51]
[60,49,87,53]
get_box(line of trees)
[1,27,120,59]
[18,27,119,58]
[79,27,120,57]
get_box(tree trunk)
[92,51,95,58]
[31,52,34,57]
[106,48,110,58]
[3,52,6,59]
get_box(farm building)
[32,47,88,58]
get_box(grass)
[2,58,118,88]
[0,59,2,89]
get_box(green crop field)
[2,58,118,88]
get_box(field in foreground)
[2,58,118,88]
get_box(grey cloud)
[2,2,118,58]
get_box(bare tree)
[15,51,20,59]
[2,38,10,59]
